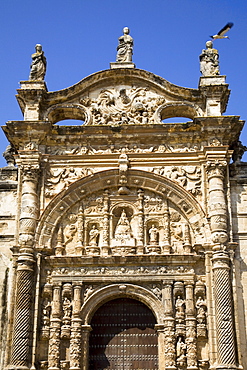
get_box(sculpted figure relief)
[149,224,159,244]
[62,297,72,318]
[29,44,47,80]
[89,225,99,246]
[200,41,219,77]
[116,27,133,63]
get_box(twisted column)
[10,159,40,369]
[70,285,82,370]
[206,158,237,369]
[212,251,237,368]
[162,281,176,369]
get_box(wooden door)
[89,298,158,370]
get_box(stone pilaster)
[70,285,82,370]
[81,325,92,370]
[136,189,144,254]
[9,158,40,370]
[48,285,61,370]
[212,251,237,369]
[75,206,84,256]
[101,190,110,256]
[162,281,176,369]
[185,282,197,370]
[161,197,171,254]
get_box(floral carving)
[80,87,166,125]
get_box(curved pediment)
[17,68,206,125]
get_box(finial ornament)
[29,44,47,81]
[116,27,133,63]
[199,41,220,77]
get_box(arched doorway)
[89,298,158,369]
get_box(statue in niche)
[114,210,133,241]
[176,337,187,365]
[89,225,99,246]
[196,296,207,323]
[200,41,219,77]
[62,297,72,318]
[42,298,51,326]
[116,27,133,63]
[149,224,159,244]
[175,295,185,320]
[29,44,47,80]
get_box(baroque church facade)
[0,29,247,370]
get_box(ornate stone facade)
[0,39,247,370]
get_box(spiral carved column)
[9,160,40,369]
[207,159,237,369]
[212,251,237,369]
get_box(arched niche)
[155,102,203,121]
[45,103,89,124]
[36,169,210,255]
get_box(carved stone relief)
[45,167,95,198]
[152,166,202,197]
[80,87,166,125]
[50,187,204,257]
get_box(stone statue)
[175,295,185,318]
[89,225,99,246]
[2,144,16,166]
[200,41,219,77]
[149,224,159,244]
[114,210,133,240]
[116,27,133,63]
[196,296,207,323]
[29,44,47,80]
[176,337,186,365]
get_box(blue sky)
[0,0,247,166]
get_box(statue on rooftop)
[29,44,47,80]
[200,41,219,77]
[116,27,133,63]
[3,144,16,167]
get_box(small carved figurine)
[89,225,99,246]
[175,295,185,317]
[29,44,47,80]
[62,297,72,318]
[116,27,133,63]
[200,41,219,77]
[149,224,159,244]
[2,144,16,167]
